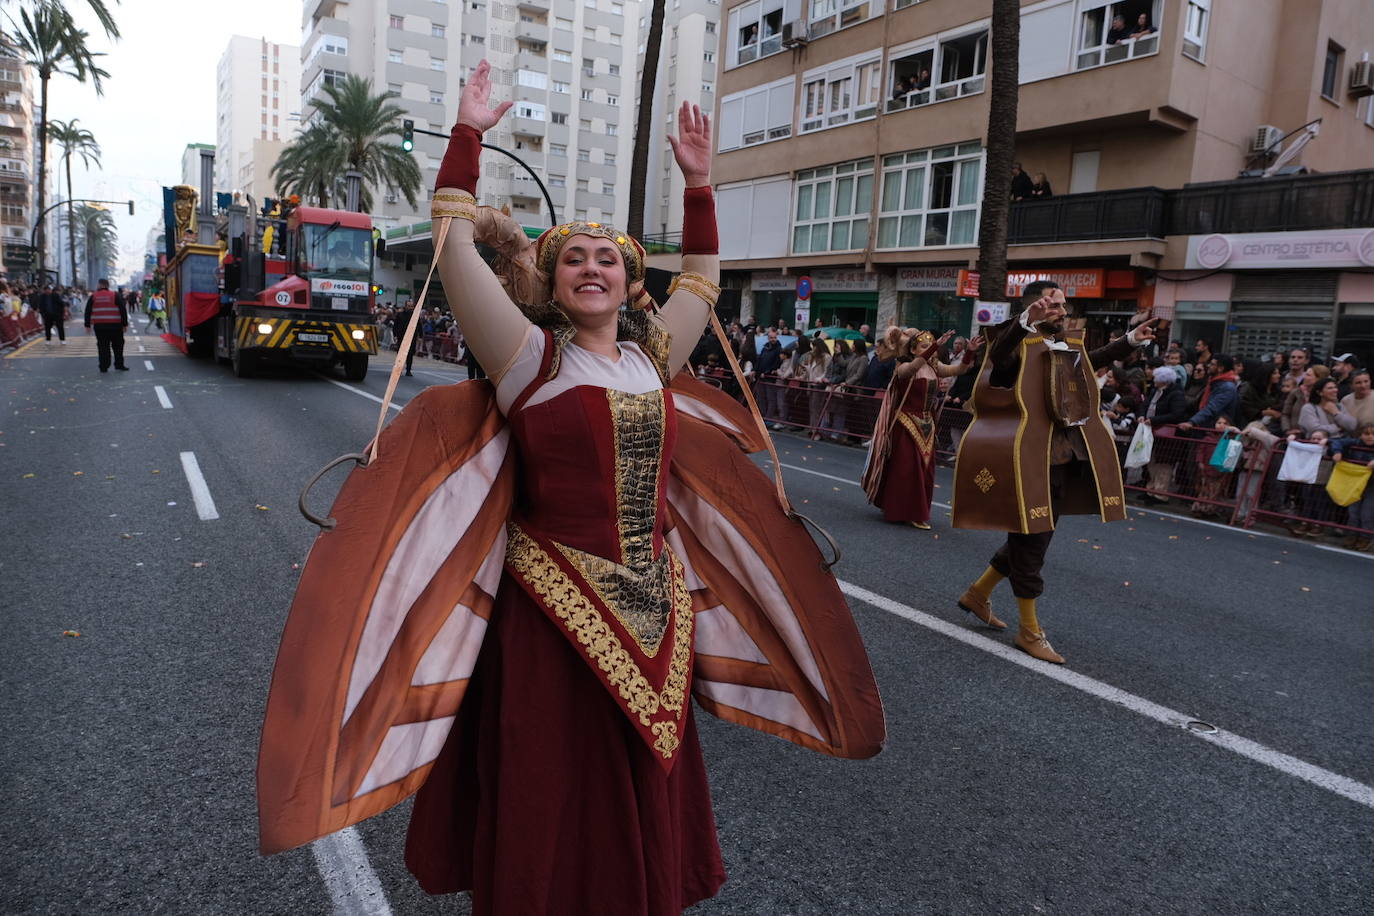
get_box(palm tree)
[973,0,1021,306]
[8,2,109,279]
[271,75,420,212]
[48,116,100,286]
[59,201,115,285]
[626,0,666,240]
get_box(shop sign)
[1188,228,1374,270]
[812,269,878,292]
[957,269,1105,299]
[894,266,960,292]
[751,272,794,291]
[1174,300,1228,315]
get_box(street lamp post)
[407,125,558,227]
[29,198,134,284]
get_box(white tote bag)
[1123,422,1154,469]
[1275,440,1323,484]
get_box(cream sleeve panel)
[651,252,719,375]
[431,192,533,384]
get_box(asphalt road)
[3,334,1371,915]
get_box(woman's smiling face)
[552,234,628,327]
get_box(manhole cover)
[1185,720,1218,734]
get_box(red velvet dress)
[870,375,939,524]
[404,360,727,914]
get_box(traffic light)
[402,119,414,152]
[127,200,135,215]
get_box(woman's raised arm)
[653,101,719,374]
[431,60,531,383]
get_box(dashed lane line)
[154,386,173,409]
[318,375,405,411]
[837,579,1374,813]
[144,359,154,370]
[178,451,219,521]
[310,827,392,916]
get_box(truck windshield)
[302,225,373,281]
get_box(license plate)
[297,332,329,343]
[331,297,349,310]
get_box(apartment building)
[216,36,303,203]
[302,0,643,237]
[712,0,1374,360]
[0,41,36,276]
[635,0,720,238]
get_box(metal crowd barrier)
[1,310,43,351]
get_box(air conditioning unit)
[1349,60,1374,98]
[1250,125,1282,155]
[781,20,808,48]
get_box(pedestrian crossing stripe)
[4,332,183,359]
[234,316,377,354]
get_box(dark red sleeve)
[434,124,482,193]
[681,186,718,256]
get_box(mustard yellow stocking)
[970,565,1005,599]
[1017,596,1041,634]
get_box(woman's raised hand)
[666,100,712,187]
[457,60,513,133]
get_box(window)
[1076,1,1160,71]
[430,90,445,104]
[609,63,620,75]
[800,52,881,132]
[612,2,624,14]
[518,69,548,88]
[584,27,596,40]
[549,174,567,188]
[389,14,404,28]
[885,46,934,112]
[603,181,615,195]
[876,142,983,250]
[706,21,716,33]
[932,29,987,100]
[1182,0,1209,60]
[551,143,568,156]
[1322,41,1343,100]
[729,0,796,68]
[578,148,591,161]
[583,57,596,76]
[516,101,547,120]
[808,0,874,41]
[606,123,618,136]
[792,159,874,254]
[585,0,597,7]
[577,178,590,191]
[607,94,619,105]
[702,82,714,94]
[718,77,794,150]
[432,24,446,38]
[388,82,403,94]
[704,50,715,63]
[555,17,574,30]
[553,50,573,63]
[552,112,569,124]
[388,49,403,63]
[470,34,485,45]
[554,80,570,93]
[581,88,594,101]
[431,58,446,71]
[604,152,616,165]
[580,117,593,130]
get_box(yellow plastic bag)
[1325,460,1372,507]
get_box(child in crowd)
[1191,415,1234,519]
[1330,423,1374,550]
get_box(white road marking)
[144,360,154,371]
[769,460,1373,561]
[137,344,146,352]
[154,385,173,409]
[838,579,1374,812]
[178,451,220,521]
[319,375,405,411]
[310,827,393,916]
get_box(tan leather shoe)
[1015,628,1065,664]
[957,588,1008,630]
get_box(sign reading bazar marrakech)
[1187,229,1374,270]
[957,269,1105,299]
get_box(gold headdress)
[534,220,654,312]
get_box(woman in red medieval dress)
[256,60,884,916]
[862,326,983,528]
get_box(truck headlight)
[351,329,366,340]
[257,323,273,334]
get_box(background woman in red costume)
[863,326,983,528]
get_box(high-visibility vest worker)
[88,287,122,324]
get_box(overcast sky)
[48,0,299,278]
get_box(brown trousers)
[987,460,1092,599]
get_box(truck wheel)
[232,347,255,378]
[342,353,368,381]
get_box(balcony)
[517,0,550,11]
[516,22,548,45]
[1008,187,1167,245]
[1168,169,1374,236]
[0,169,26,184]
[511,117,546,138]
[516,50,547,72]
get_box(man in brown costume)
[952,281,1158,663]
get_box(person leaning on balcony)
[1129,12,1156,39]
[1029,172,1053,199]
[1106,14,1130,44]
[1010,162,1033,201]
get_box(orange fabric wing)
[257,382,515,854]
[666,413,886,760]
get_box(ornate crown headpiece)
[534,220,654,311]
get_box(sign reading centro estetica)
[1187,229,1374,270]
